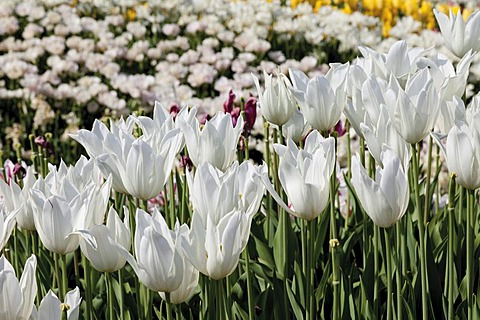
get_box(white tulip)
[123,208,185,293]
[386,69,441,144]
[30,190,97,255]
[34,287,81,320]
[180,110,243,171]
[434,9,480,58]
[351,148,409,228]
[260,131,335,221]
[181,208,247,280]
[289,63,349,131]
[361,105,411,168]
[159,255,199,304]
[0,205,18,252]
[0,166,36,231]
[252,71,297,126]
[77,207,130,273]
[445,117,480,190]
[0,254,37,320]
[282,109,311,143]
[186,161,264,227]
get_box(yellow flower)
[313,0,330,13]
[291,0,318,9]
[392,0,405,12]
[362,0,376,14]
[346,0,358,11]
[381,9,393,37]
[436,4,474,22]
[463,9,474,21]
[437,4,460,15]
[342,4,353,14]
[126,8,136,21]
[404,0,419,19]
[419,1,436,29]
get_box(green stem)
[264,122,273,246]
[467,188,474,320]
[401,209,407,282]
[395,222,403,320]
[144,285,152,320]
[202,276,208,319]
[83,254,93,320]
[106,272,114,320]
[54,253,62,299]
[114,192,125,219]
[384,228,393,320]
[24,230,31,259]
[32,232,40,306]
[359,137,368,268]
[128,196,137,257]
[166,292,173,320]
[344,121,352,232]
[301,219,307,276]
[181,169,187,224]
[241,98,250,161]
[303,219,310,319]
[61,254,68,301]
[244,248,254,320]
[164,185,170,225]
[411,143,429,319]
[272,128,281,194]
[13,228,18,276]
[275,126,290,317]
[459,187,464,226]
[225,275,232,320]
[373,225,379,316]
[447,174,457,320]
[435,145,441,215]
[330,160,340,320]
[244,134,250,160]
[423,135,434,225]
[169,174,176,228]
[309,218,316,320]
[215,279,226,320]
[73,250,80,287]
[118,269,125,320]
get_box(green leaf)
[401,295,415,320]
[286,279,305,320]
[253,234,275,271]
[273,210,286,278]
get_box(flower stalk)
[467,187,475,320]
[106,272,114,320]
[447,173,457,320]
[384,227,393,320]
[411,143,429,319]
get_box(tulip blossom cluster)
[0,255,82,320]
[182,162,265,280]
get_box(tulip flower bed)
[3,1,480,320]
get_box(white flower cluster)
[0,0,389,119]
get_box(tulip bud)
[169,103,180,119]
[351,148,409,228]
[223,89,236,113]
[434,9,480,58]
[12,163,26,179]
[243,95,257,132]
